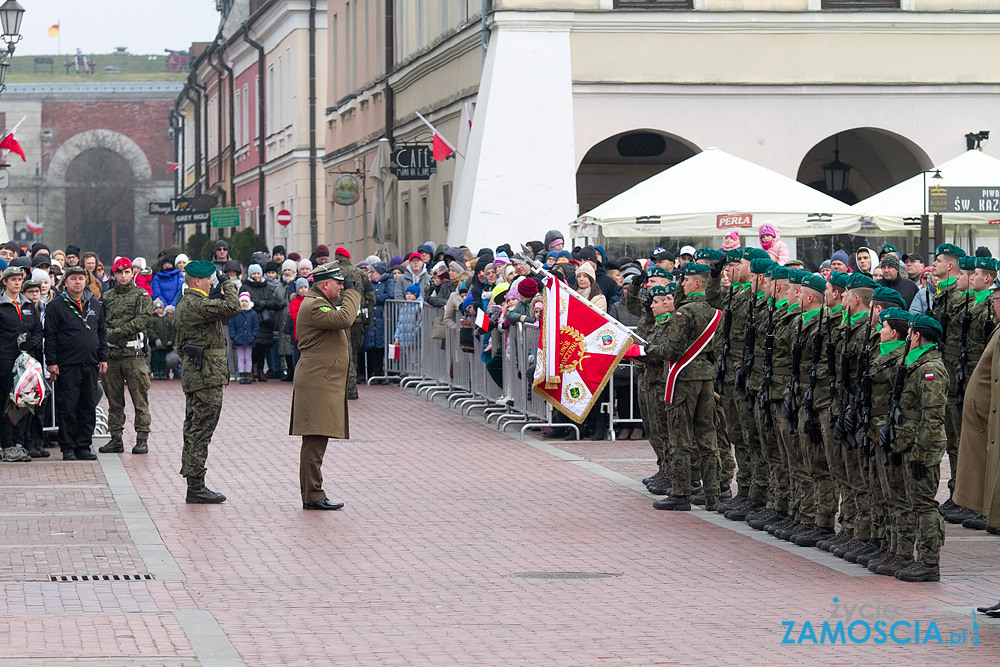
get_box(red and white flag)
[168,161,180,173]
[388,344,401,360]
[532,276,634,423]
[474,308,490,332]
[415,111,455,161]
[25,215,42,235]
[0,116,27,163]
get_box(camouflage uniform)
[894,344,948,565]
[101,281,154,442]
[933,279,963,492]
[708,276,735,493]
[751,297,789,514]
[868,339,908,555]
[720,282,756,500]
[626,278,668,474]
[654,292,720,497]
[771,299,805,523]
[174,280,240,486]
[825,306,853,532]
[747,289,777,509]
[837,309,874,542]
[336,257,374,393]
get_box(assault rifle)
[785,310,804,433]
[957,289,972,415]
[803,306,825,445]
[984,294,996,342]
[756,294,777,429]
[736,278,761,401]
[879,335,913,466]
[826,307,838,399]
[857,312,874,467]
[834,314,855,446]
[715,282,735,396]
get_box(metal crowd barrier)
[367,299,424,385]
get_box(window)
[267,65,275,134]
[345,3,352,94]
[254,76,261,139]
[822,0,899,7]
[242,84,250,146]
[442,182,452,229]
[401,191,411,251]
[419,186,429,242]
[332,14,338,101]
[376,2,382,77]
[614,0,693,7]
[364,0,370,83]
[352,0,358,91]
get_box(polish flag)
[168,161,180,172]
[623,344,645,359]
[415,111,455,161]
[25,215,42,234]
[0,116,27,163]
[475,308,490,332]
[388,344,401,360]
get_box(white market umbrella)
[369,138,398,259]
[573,147,860,239]
[852,150,1000,231]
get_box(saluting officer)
[174,260,240,504]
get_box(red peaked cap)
[112,257,132,272]
[335,247,350,258]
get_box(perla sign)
[391,145,436,181]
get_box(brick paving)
[1,378,998,665]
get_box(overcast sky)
[14,0,221,56]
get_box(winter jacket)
[135,271,153,297]
[0,292,43,361]
[505,300,535,328]
[228,308,260,347]
[288,295,304,339]
[151,268,185,307]
[363,272,395,350]
[103,282,154,360]
[877,274,920,310]
[394,265,430,300]
[393,300,422,346]
[424,278,455,308]
[909,286,933,316]
[147,314,174,351]
[244,278,283,345]
[44,290,108,367]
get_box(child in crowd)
[393,283,422,349]
[147,298,174,380]
[287,278,309,369]
[228,292,260,384]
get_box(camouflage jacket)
[934,280,962,362]
[867,339,906,441]
[747,291,771,393]
[174,280,240,392]
[658,293,718,382]
[833,309,872,414]
[336,258,375,330]
[642,313,673,377]
[894,345,949,462]
[769,299,800,402]
[796,306,831,410]
[103,281,154,359]
[625,277,655,342]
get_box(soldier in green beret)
[653,263,721,511]
[174,259,240,503]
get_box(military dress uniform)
[173,261,240,503]
[333,251,374,399]
[99,261,155,454]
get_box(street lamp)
[822,134,852,194]
[0,0,23,52]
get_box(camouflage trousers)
[822,410,853,531]
[347,324,365,393]
[898,452,945,565]
[944,396,962,495]
[775,409,809,523]
[873,416,908,553]
[100,356,151,439]
[666,379,719,497]
[845,441,873,541]
[638,369,669,473]
[738,391,769,504]
[800,407,836,529]
[755,400,789,514]
[722,388,755,499]
[715,395,736,492]
[180,386,224,485]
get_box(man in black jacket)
[876,254,919,309]
[0,266,43,462]
[44,266,108,460]
[578,246,620,304]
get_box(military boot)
[725,500,760,521]
[794,526,835,547]
[641,472,659,486]
[778,521,807,541]
[766,516,795,535]
[895,561,940,582]
[854,539,884,566]
[866,547,894,573]
[785,523,814,543]
[748,508,781,531]
[347,386,359,400]
[99,436,125,454]
[704,496,720,512]
[963,513,988,530]
[876,554,913,577]
[818,529,851,552]
[988,526,999,535]
[74,448,97,461]
[186,484,227,504]
[939,498,957,515]
[132,436,148,455]
[944,506,979,524]
[653,495,691,511]
[833,537,866,559]
[646,475,672,496]
[690,492,708,506]
[845,538,880,564]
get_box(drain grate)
[50,574,153,582]
[507,572,620,580]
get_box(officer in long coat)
[290,261,361,510]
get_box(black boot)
[895,560,940,582]
[74,448,97,461]
[653,495,691,511]
[186,483,227,504]
[132,436,148,455]
[347,386,359,400]
[99,436,125,454]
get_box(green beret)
[648,267,671,279]
[935,243,966,259]
[310,261,345,282]
[871,286,905,309]
[62,265,87,277]
[800,273,826,294]
[769,265,792,281]
[743,247,769,261]
[183,260,216,278]
[976,256,1000,272]
[847,273,878,290]
[879,307,911,325]
[879,244,898,256]
[910,313,943,336]
[959,256,977,271]
[684,263,711,276]
[726,249,742,263]
[828,271,850,290]
[750,258,775,275]
[694,248,723,262]
[665,282,678,296]
[650,285,669,298]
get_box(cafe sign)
[334,174,361,206]
[391,145,436,181]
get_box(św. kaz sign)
[716,214,752,229]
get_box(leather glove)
[342,274,356,291]
[710,256,725,278]
[639,287,652,307]
[908,459,928,481]
[216,271,230,284]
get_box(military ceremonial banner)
[532,275,633,423]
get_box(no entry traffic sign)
[277,209,292,226]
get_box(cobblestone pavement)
[1,379,998,665]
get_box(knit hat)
[364,255,381,266]
[31,253,51,268]
[165,304,176,313]
[405,283,421,296]
[239,291,252,303]
[162,255,176,267]
[272,245,286,256]
[133,257,147,271]
[819,259,832,270]
[449,261,465,274]
[432,261,448,274]
[153,298,165,309]
[314,244,330,258]
[174,253,189,266]
[298,259,313,271]
[389,255,404,268]
[264,261,280,274]
[578,247,599,264]
[31,268,48,283]
[548,237,564,250]
[224,259,242,274]
[371,261,388,275]
[248,263,263,277]
[517,279,539,299]
[288,252,301,262]
[214,239,229,250]
[417,242,436,257]
[295,277,309,290]
[831,249,850,266]
[879,254,901,271]
[493,251,510,267]
[281,259,298,274]
[66,245,81,257]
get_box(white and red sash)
[664,308,722,403]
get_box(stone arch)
[796,127,933,205]
[48,129,152,187]
[576,129,700,215]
